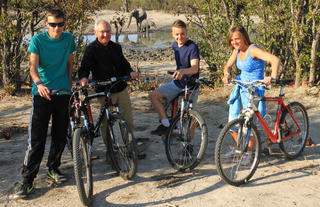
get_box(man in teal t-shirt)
[28,30,76,95]
[14,8,77,199]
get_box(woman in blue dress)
[222,25,280,164]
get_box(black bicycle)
[164,71,213,171]
[69,77,138,206]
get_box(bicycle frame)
[76,91,119,138]
[165,84,198,120]
[239,82,302,144]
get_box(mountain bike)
[70,77,138,206]
[164,71,213,171]
[214,79,309,186]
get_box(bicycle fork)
[238,107,255,154]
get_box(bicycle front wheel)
[279,102,309,159]
[107,113,137,180]
[73,128,93,206]
[165,110,208,171]
[66,118,74,158]
[214,118,261,186]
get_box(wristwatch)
[35,80,43,86]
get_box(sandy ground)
[1,10,320,207]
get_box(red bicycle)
[214,79,309,186]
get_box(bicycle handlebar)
[36,88,71,96]
[50,88,71,96]
[271,79,294,86]
[230,79,266,87]
[91,75,131,87]
[75,76,131,91]
[229,79,294,87]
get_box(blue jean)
[228,79,266,122]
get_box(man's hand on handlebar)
[263,76,273,85]
[222,75,230,84]
[130,71,138,80]
[79,77,89,87]
[172,70,184,80]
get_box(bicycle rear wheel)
[107,113,137,180]
[73,128,93,206]
[215,118,261,186]
[279,102,309,159]
[165,110,208,171]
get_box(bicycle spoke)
[279,102,309,159]
[215,118,261,186]
[166,110,208,171]
[108,114,137,180]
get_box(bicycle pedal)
[266,137,273,147]
[46,178,60,186]
[90,155,99,160]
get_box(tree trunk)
[13,4,22,91]
[295,59,302,87]
[222,0,232,26]
[290,0,309,87]
[122,0,129,12]
[2,42,11,85]
[309,1,319,85]
[309,31,320,85]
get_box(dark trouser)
[22,95,70,184]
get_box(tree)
[0,0,110,94]
[122,0,129,12]
[290,0,309,87]
[0,0,42,94]
[252,0,293,78]
[179,0,319,87]
[308,0,320,85]
[180,0,250,85]
[110,12,127,43]
[51,0,110,72]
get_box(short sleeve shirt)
[172,40,200,88]
[28,32,77,95]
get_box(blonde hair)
[227,25,251,51]
[172,19,187,29]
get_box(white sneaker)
[241,151,253,166]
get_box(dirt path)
[0,85,320,207]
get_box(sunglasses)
[47,22,65,27]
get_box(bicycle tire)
[214,118,261,186]
[66,120,73,157]
[165,110,208,171]
[73,128,93,206]
[106,113,137,180]
[66,103,76,157]
[279,102,309,159]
